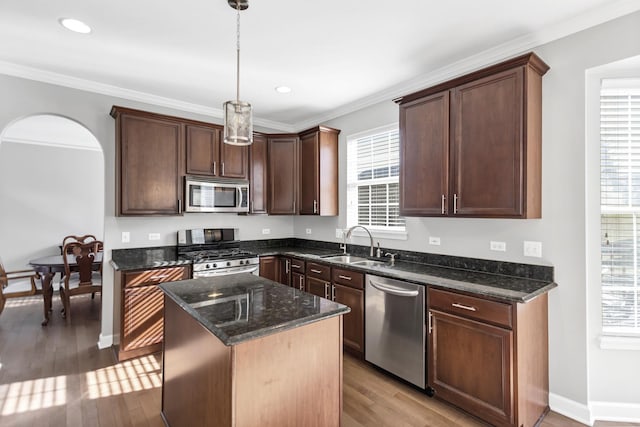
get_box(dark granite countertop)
[160,273,350,346]
[110,246,188,271]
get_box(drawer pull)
[338,275,352,281]
[150,275,169,280]
[452,302,477,312]
[292,264,301,269]
[310,269,322,274]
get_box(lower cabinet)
[116,265,190,361]
[258,256,278,282]
[427,287,549,427]
[332,267,364,358]
[292,271,305,291]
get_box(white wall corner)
[590,401,640,423]
[97,333,115,349]
[549,393,593,426]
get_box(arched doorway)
[0,113,104,285]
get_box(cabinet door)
[122,285,164,352]
[220,141,248,179]
[333,283,364,355]
[400,91,449,216]
[306,277,329,298]
[249,134,268,213]
[186,124,219,176]
[118,114,184,215]
[278,257,291,286]
[268,137,298,214]
[451,67,524,217]
[299,131,319,215]
[429,310,514,426]
[258,256,278,282]
[292,272,305,291]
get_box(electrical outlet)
[121,231,130,243]
[429,236,441,245]
[148,233,160,241]
[490,241,506,251]
[262,228,271,235]
[336,229,344,239]
[524,241,542,257]
[306,228,312,234]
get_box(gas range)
[177,228,259,277]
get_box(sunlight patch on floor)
[0,375,66,415]
[85,355,161,399]
[4,296,42,308]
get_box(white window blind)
[600,78,640,334]
[347,126,405,231]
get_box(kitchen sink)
[350,260,389,268]
[321,255,368,264]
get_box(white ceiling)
[1,0,639,132]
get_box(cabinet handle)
[338,275,352,281]
[313,199,318,214]
[150,274,169,280]
[324,283,330,299]
[213,161,217,175]
[453,193,458,214]
[441,194,445,215]
[178,199,181,213]
[285,259,290,274]
[299,276,304,290]
[222,162,225,176]
[332,285,336,301]
[291,263,300,269]
[428,311,433,334]
[452,302,477,312]
[310,269,322,274]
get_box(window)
[347,125,405,232]
[600,78,640,335]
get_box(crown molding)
[0,135,103,152]
[0,60,295,133]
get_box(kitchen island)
[159,273,349,427]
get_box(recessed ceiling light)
[275,86,292,94]
[59,18,92,34]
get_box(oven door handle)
[196,265,258,277]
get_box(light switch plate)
[429,236,441,245]
[524,241,542,257]
[490,241,506,251]
[121,231,130,243]
[336,229,344,239]
[262,228,271,235]
[148,233,160,241]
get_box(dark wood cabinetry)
[298,126,340,216]
[397,52,549,218]
[186,124,248,179]
[427,287,549,427]
[258,256,278,282]
[332,267,364,357]
[116,265,190,361]
[268,136,299,214]
[249,134,268,214]
[111,107,184,216]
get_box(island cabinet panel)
[186,124,248,179]
[397,52,548,218]
[116,265,189,361]
[112,107,184,216]
[427,287,549,427]
[298,126,340,216]
[258,256,278,282]
[267,136,299,214]
[162,296,343,427]
[249,134,268,213]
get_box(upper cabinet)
[397,52,549,218]
[111,106,184,216]
[186,124,248,179]
[299,126,340,216]
[267,136,298,215]
[249,133,268,214]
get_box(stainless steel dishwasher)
[365,274,425,388]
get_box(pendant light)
[223,0,253,146]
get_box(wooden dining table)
[29,252,103,326]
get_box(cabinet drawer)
[123,266,189,288]
[428,288,512,328]
[306,262,331,281]
[290,258,306,274]
[332,268,364,290]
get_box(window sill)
[598,334,640,350]
[347,228,408,241]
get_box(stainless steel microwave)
[184,178,249,213]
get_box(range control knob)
[226,261,231,267]
[239,260,245,265]
[206,264,211,269]
[213,263,217,268]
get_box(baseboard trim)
[97,333,114,349]
[549,393,593,426]
[591,401,640,423]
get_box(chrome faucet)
[344,225,375,257]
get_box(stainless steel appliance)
[184,177,249,213]
[177,228,259,277]
[365,274,425,388]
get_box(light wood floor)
[0,295,637,427]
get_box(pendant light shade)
[223,0,253,146]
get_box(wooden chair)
[60,241,102,323]
[60,234,99,293]
[0,257,40,316]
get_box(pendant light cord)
[236,1,241,103]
